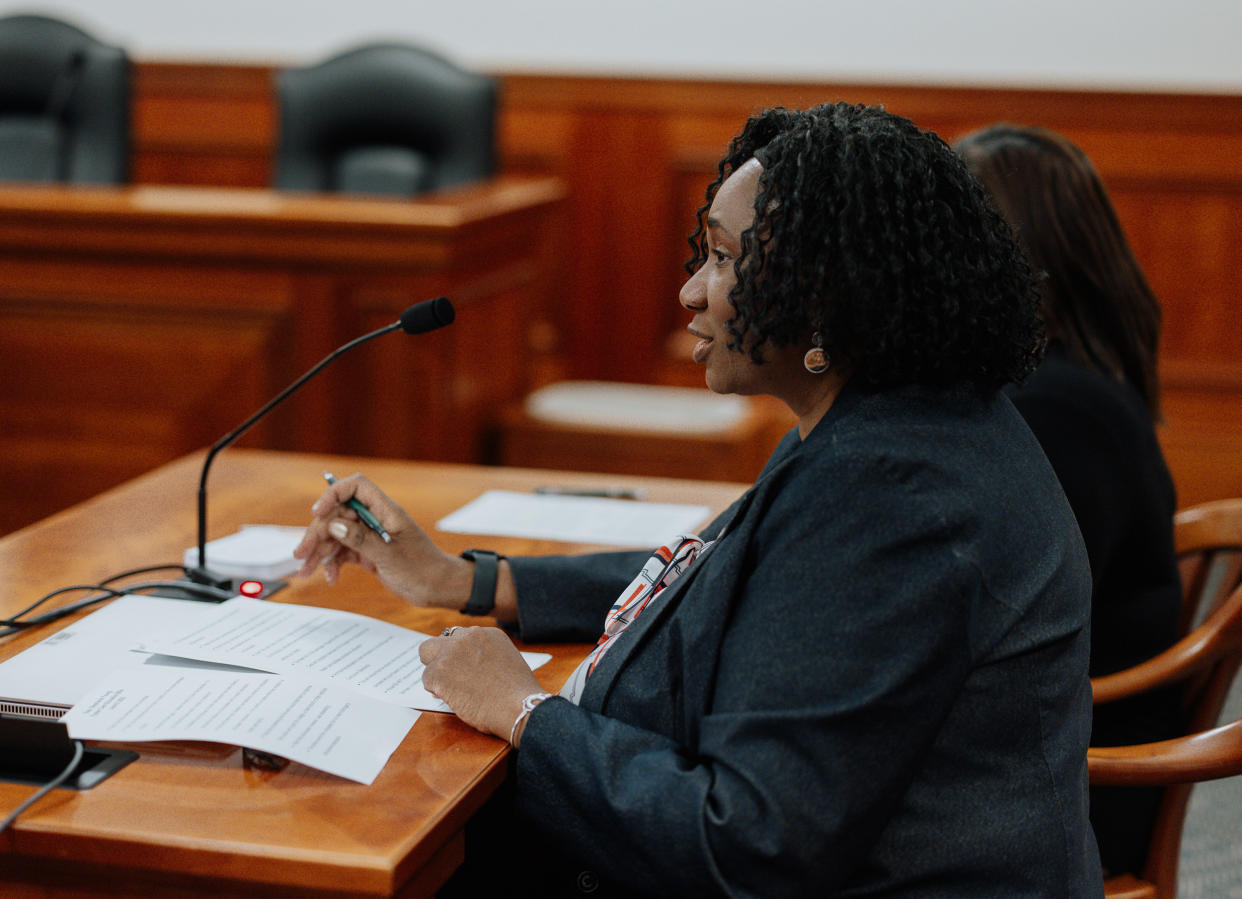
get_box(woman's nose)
[679,265,707,310]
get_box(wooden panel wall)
[0,179,560,535]
[121,65,1242,508]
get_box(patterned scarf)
[559,534,708,704]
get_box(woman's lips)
[692,336,713,364]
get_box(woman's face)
[679,159,804,399]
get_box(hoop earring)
[803,331,830,374]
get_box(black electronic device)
[0,714,136,790]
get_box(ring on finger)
[440,626,460,637]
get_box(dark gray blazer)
[500,382,1104,898]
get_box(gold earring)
[803,331,829,374]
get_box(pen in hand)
[323,472,392,544]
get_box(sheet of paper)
[435,489,712,547]
[143,597,550,713]
[182,524,306,579]
[62,666,417,785]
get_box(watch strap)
[460,549,503,616]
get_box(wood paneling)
[492,75,1242,508]
[22,63,1242,512]
[0,179,563,534]
[131,62,275,186]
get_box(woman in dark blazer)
[296,104,1104,897]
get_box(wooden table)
[0,176,564,536]
[0,450,747,897]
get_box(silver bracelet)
[509,691,552,746]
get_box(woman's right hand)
[292,473,472,609]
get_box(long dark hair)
[955,123,1163,418]
[687,103,1043,391]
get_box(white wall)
[5,0,1241,93]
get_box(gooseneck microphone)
[189,296,455,588]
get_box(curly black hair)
[686,103,1044,389]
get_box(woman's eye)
[712,249,731,265]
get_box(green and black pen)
[323,471,392,543]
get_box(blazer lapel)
[575,419,816,712]
[577,484,760,711]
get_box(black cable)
[1,586,127,628]
[3,564,191,625]
[1,572,235,638]
[0,739,84,834]
[0,587,126,638]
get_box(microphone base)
[159,567,289,602]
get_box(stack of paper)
[2,596,549,784]
[183,525,306,580]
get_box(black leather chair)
[0,14,129,184]
[273,42,496,197]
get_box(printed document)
[141,596,550,713]
[436,489,711,547]
[7,594,552,783]
[62,666,416,784]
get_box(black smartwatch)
[460,549,504,616]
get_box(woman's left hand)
[419,626,545,742]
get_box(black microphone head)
[399,297,455,334]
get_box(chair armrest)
[1093,584,1242,704]
[1102,872,1156,899]
[1088,718,1242,786]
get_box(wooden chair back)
[1091,580,1242,898]
[1174,497,1242,635]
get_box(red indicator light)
[239,580,264,597]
